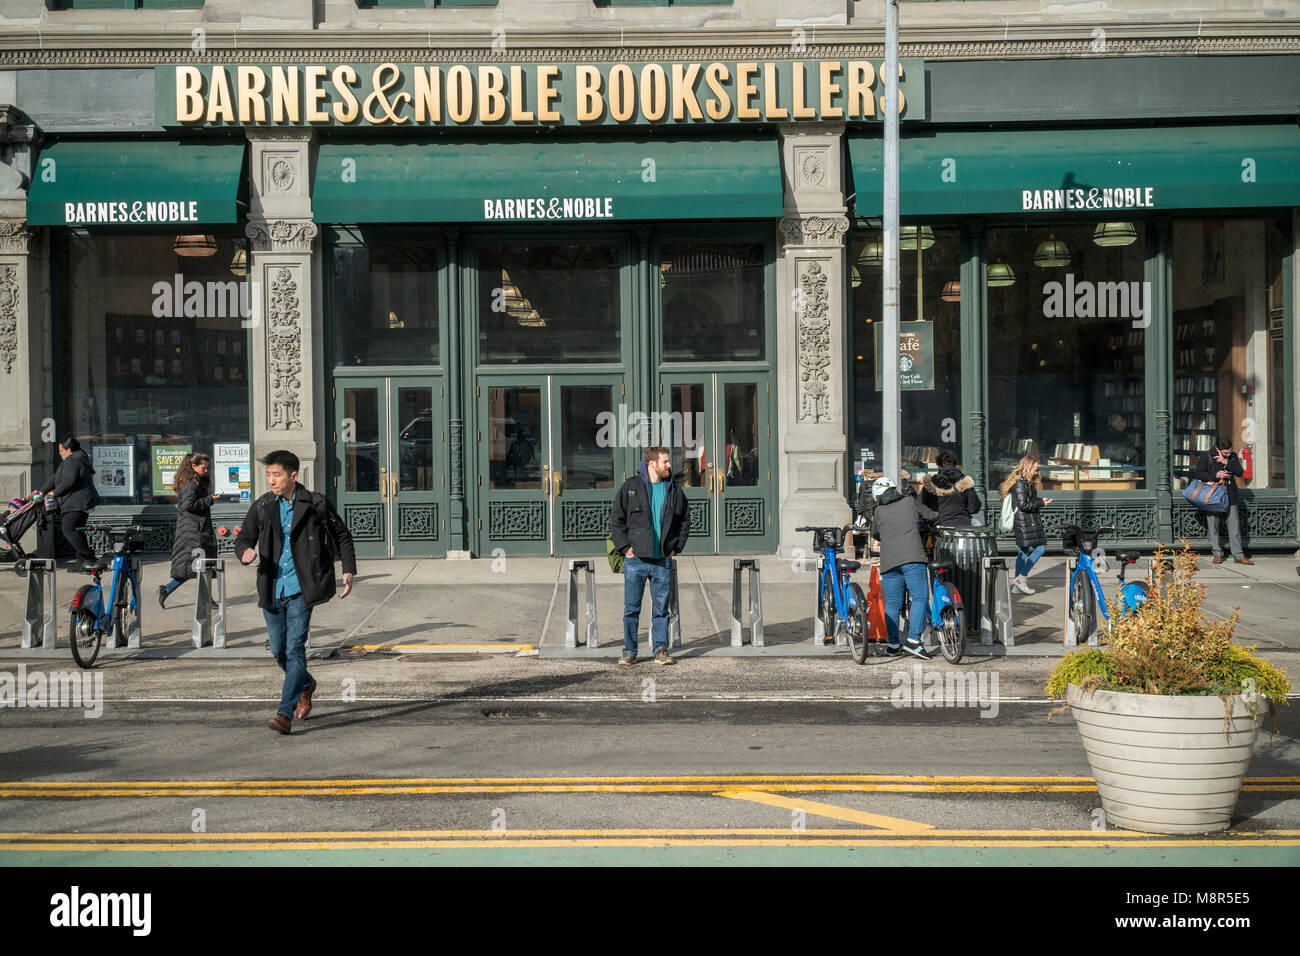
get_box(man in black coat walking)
[39,437,100,567]
[1193,438,1251,565]
[609,445,690,666]
[234,450,357,734]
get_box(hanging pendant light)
[1032,234,1071,268]
[850,264,863,288]
[229,247,247,276]
[1093,222,1138,247]
[174,234,217,257]
[940,279,961,303]
[898,225,936,251]
[986,262,1016,287]
[856,239,884,268]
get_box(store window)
[661,241,765,362]
[1172,218,1288,489]
[55,234,251,505]
[477,243,621,365]
[331,240,440,367]
[850,225,963,488]
[986,222,1146,492]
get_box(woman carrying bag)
[999,455,1053,595]
[159,452,218,608]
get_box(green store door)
[334,376,448,558]
[475,374,628,557]
[660,373,776,554]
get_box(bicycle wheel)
[69,605,102,670]
[938,605,966,664]
[1069,572,1096,642]
[819,573,838,643]
[845,581,869,664]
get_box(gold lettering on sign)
[846,61,874,118]
[207,66,235,123]
[609,64,635,123]
[537,65,560,122]
[304,66,329,123]
[735,62,760,120]
[237,66,267,123]
[640,63,668,122]
[509,65,535,122]
[762,62,787,120]
[877,61,906,115]
[414,67,442,123]
[671,63,703,121]
[447,65,473,124]
[479,66,507,123]
[271,67,300,124]
[332,65,359,123]
[818,61,843,119]
[791,63,816,119]
[176,66,204,122]
[577,65,603,122]
[704,62,731,121]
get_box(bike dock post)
[20,558,57,650]
[1146,556,1176,597]
[116,555,144,649]
[1062,556,1102,649]
[979,556,1014,647]
[667,558,682,649]
[192,557,228,649]
[730,559,764,648]
[564,559,598,649]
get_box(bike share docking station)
[1062,553,1103,649]
[192,556,228,649]
[730,559,763,647]
[564,558,685,650]
[19,558,57,650]
[979,556,1015,647]
[114,554,145,650]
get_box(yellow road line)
[718,790,936,833]
[0,783,1107,797]
[0,774,1106,786]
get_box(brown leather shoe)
[267,714,291,735]
[1212,555,1225,564]
[1235,557,1254,565]
[294,679,318,721]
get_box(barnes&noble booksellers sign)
[156,60,923,128]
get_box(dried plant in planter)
[1046,542,1290,720]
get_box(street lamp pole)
[882,0,902,482]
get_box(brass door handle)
[718,472,725,493]
[391,474,398,498]
[552,472,562,497]
[707,466,714,494]
[542,465,550,499]
[380,467,388,500]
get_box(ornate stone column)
[775,124,851,556]
[245,130,321,493]
[0,107,46,504]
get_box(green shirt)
[650,478,668,558]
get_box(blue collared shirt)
[274,490,301,600]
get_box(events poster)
[213,442,252,501]
[151,444,191,498]
[93,445,134,498]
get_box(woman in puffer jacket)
[159,452,218,608]
[998,454,1053,595]
[920,451,983,527]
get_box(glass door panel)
[553,379,623,557]
[717,376,774,550]
[480,382,550,555]
[391,383,445,556]
[337,380,388,558]
[663,375,715,554]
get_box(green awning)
[27,140,246,227]
[849,125,1300,217]
[313,137,783,223]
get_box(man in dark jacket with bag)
[1193,438,1250,565]
[871,476,939,660]
[609,445,689,666]
[39,437,100,567]
[235,450,357,734]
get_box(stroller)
[0,497,45,571]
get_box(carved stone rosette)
[267,267,304,430]
[245,219,319,253]
[779,215,849,249]
[0,264,18,374]
[796,261,831,424]
[0,221,36,256]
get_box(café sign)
[157,60,923,128]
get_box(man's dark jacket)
[41,449,100,512]
[609,461,690,558]
[1193,450,1244,508]
[234,484,358,610]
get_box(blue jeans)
[882,562,929,646]
[263,593,313,719]
[623,555,671,656]
[1016,545,1045,578]
[163,577,185,596]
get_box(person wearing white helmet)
[870,474,939,659]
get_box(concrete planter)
[1066,683,1260,835]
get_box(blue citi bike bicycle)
[796,525,871,663]
[68,524,145,669]
[896,553,967,664]
[1063,524,1149,641]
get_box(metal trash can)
[932,525,1000,635]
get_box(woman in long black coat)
[998,455,1053,596]
[159,452,217,608]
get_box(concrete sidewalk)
[2,548,1297,661]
